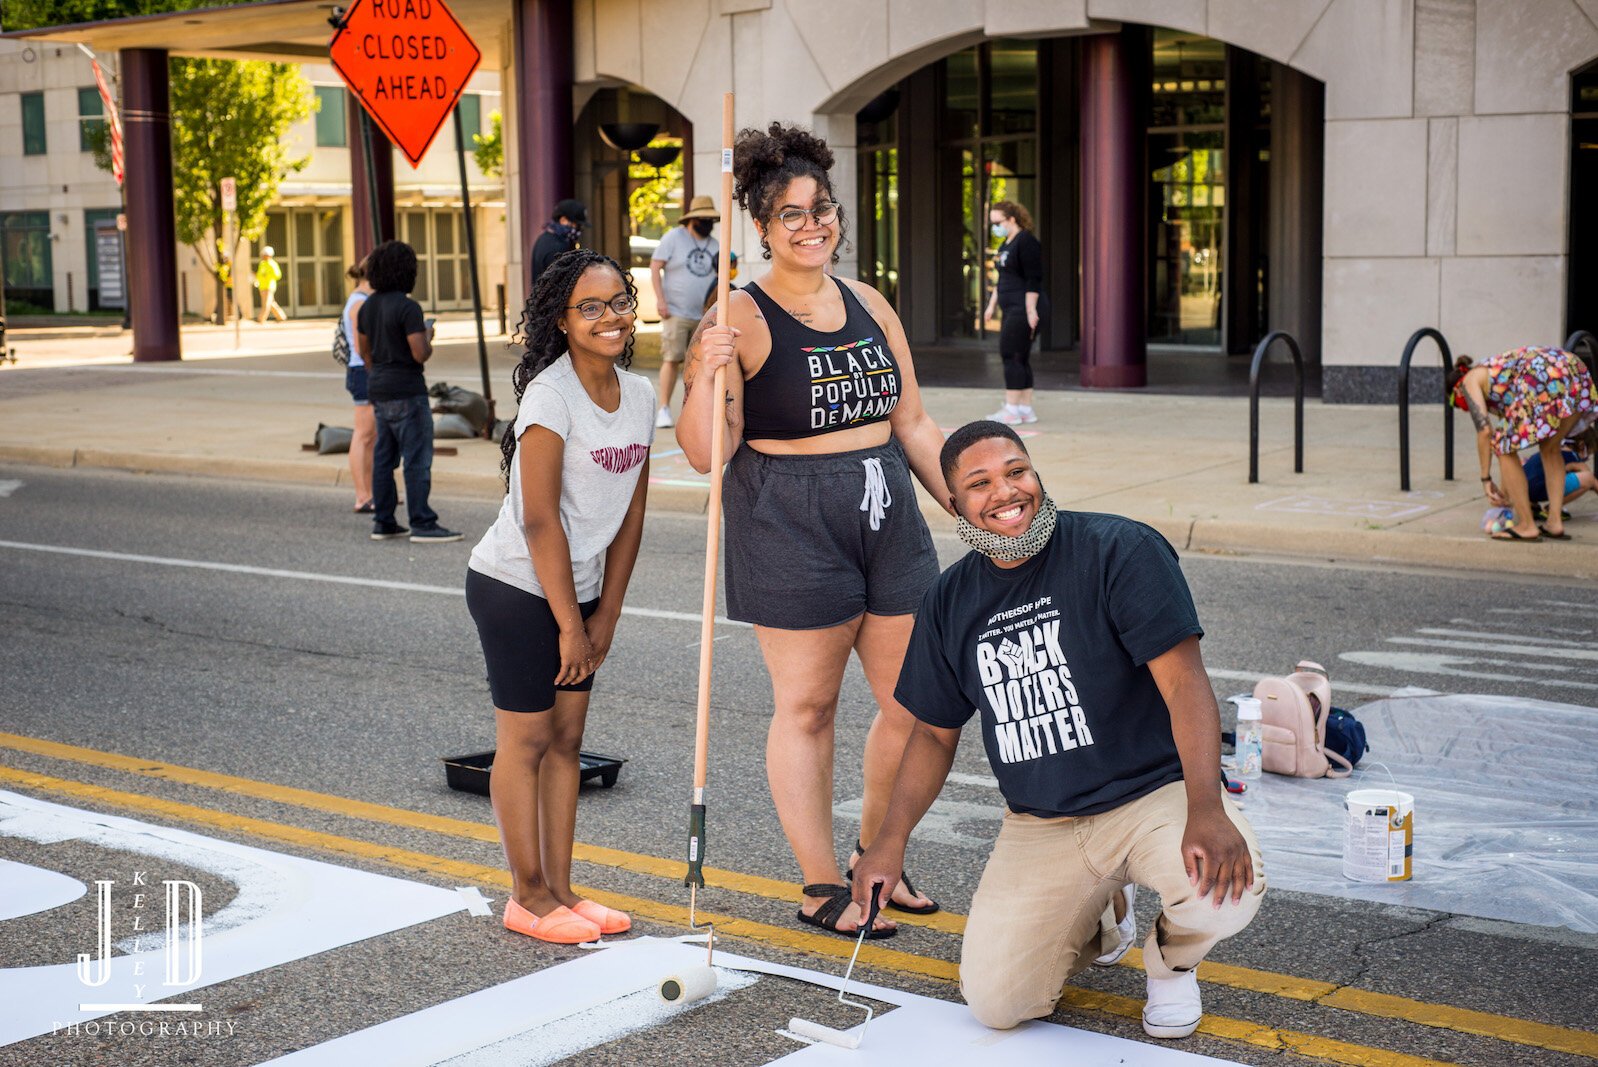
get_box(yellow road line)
[0,764,1454,1067]
[4,734,1595,1059]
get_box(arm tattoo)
[1464,389,1491,432]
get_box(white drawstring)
[859,458,892,531]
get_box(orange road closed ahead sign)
[329,0,481,168]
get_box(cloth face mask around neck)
[957,494,1057,561]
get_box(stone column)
[1079,30,1145,388]
[348,94,396,258]
[121,49,180,362]
[513,0,574,288]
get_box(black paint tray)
[442,750,626,795]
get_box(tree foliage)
[627,136,684,236]
[472,109,503,179]
[0,0,233,31]
[168,58,314,296]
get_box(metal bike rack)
[1567,330,1596,366]
[1248,330,1304,485]
[1397,327,1455,492]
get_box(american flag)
[91,58,124,186]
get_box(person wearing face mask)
[983,201,1044,425]
[530,199,588,287]
[681,122,950,940]
[650,195,722,428]
[853,420,1265,1041]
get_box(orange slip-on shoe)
[572,899,632,935]
[502,899,601,944]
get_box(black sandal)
[846,841,941,915]
[796,883,896,940]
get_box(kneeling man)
[854,420,1265,1039]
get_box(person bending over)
[854,420,1265,1039]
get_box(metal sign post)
[454,106,493,427]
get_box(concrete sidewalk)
[2,323,1593,579]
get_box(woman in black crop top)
[678,123,949,939]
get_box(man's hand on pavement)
[1182,806,1254,907]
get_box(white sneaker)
[987,405,1024,426]
[654,405,674,429]
[1092,883,1136,967]
[1142,969,1202,1039]
[1015,406,1038,424]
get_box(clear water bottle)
[1234,697,1263,780]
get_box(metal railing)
[1248,330,1304,484]
[1397,327,1455,492]
[1567,330,1596,366]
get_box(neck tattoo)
[957,495,1058,561]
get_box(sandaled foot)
[1490,526,1542,542]
[847,841,940,914]
[572,899,632,935]
[1540,525,1572,540]
[796,883,896,939]
[503,898,601,944]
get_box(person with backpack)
[466,249,654,944]
[853,420,1265,1041]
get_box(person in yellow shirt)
[256,246,286,323]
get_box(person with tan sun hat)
[650,194,722,428]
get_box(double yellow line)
[2,732,1592,1065]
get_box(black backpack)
[1324,706,1368,767]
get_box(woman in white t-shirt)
[341,262,376,512]
[466,249,655,945]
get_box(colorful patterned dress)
[1482,347,1598,455]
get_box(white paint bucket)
[1343,789,1414,883]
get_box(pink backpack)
[1252,661,1353,779]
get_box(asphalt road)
[1,466,1594,1067]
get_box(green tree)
[627,136,684,236]
[169,58,314,323]
[472,109,503,179]
[0,0,232,31]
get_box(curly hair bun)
[733,122,835,214]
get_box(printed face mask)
[991,223,1007,238]
[957,493,1058,561]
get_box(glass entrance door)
[402,208,472,312]
[261,206,345,317]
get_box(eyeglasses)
[566,295,637,320]
[772,201,839,231]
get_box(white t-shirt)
[468,354,655,601]
[342,290,369,368]
[652,225,718,319]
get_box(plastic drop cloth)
[1231,693,1598,933]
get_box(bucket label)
[1343,791,1414,883]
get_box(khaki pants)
[959,780,1265,1030]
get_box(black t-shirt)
[894,512,1202,817]
[994,229,1044,309]
[358,290,427,401]
[530,231,577,285]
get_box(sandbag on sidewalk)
[429,382,490,435]
[313,424,352,455]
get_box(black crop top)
[741,278,903,441]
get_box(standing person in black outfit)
[681,122,949,939]
[357,239,463,543]
[983,200,1044,425]
[529,199,588,286]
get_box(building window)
[456,92,481,140]
[21,92,46,156]
[314,86,346,147]
[78,87,105,152]
[1,211,55,310]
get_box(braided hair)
[733,122,848,263]
[500,248,637,485]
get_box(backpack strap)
[1295,660,1327,676]
[1325,749,1353,779]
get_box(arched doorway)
[574,86,692,323]
[844,26,1324,389]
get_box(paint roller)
[663,89,738,1008]
[787,888,880,1049]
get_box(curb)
[4,445,1591,579]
